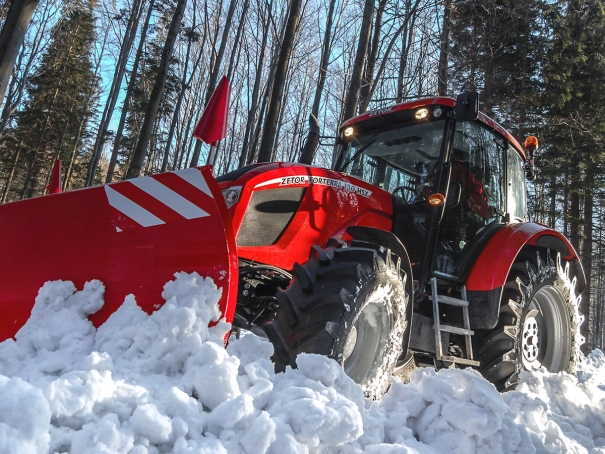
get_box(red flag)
[193,76,231,145]
[46,159,62,194]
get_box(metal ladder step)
[438,356,481,367]
[430,294,469,307]
[430,277,479,367]
[440,324,474,336]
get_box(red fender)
[0,166,238,342]
[466,222,582,292]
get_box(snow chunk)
[0,375,51,454]
[1,272,604,453]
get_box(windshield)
[340,119,446,203]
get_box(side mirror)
[332,137,346,171]
[524,136,538,181]
[299,114,320,165]
[455,92,479,122]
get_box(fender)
[346,226,412,275]
[466,222,585,293]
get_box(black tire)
[264,240,413,399]
[477,249,584,391]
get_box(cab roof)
[340,97,526,160]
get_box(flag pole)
[207,142,218,169]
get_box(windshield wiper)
[338,131,382,172]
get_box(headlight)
[415,108,429,120]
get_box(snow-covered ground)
[0,273,604,454]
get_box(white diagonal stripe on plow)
[174,168,213,197]
[131,176,209,219]
[104,185,165,227]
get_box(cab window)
[341,120,445,203]
[506,144,527,221]
[451,121,506,215]
[434,121,506,278]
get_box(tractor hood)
[217,162,394,270]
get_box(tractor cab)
[336,95,528,290]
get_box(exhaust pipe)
[298,114,320,165]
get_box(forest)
[0,0,603,351]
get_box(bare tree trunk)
[174,83,203,169]
[64,116,87,189]
[248,81,270,164]
[146,109,163,173]
[359,0,386,109]
[205,0,237,107]
[341,0,374,124]
[161,56,190,172]
[161,0,200,173]
[397,0,417,102]
[238,0,271,167]
[256,0,304,162]
[106,0,155,182]
[86,0,145,185]
[581,164,593,353]
[1,141,22,203]
[359,0,420,113]
[126,0,188,179]
[563,170,569,237]
[226,0,249,79]
[0,0,51,134]
[0,51,20,129]
[549,174,557,228]
[310,0,336,119]
[20,85,60,199]
[271,70,295,162]
[569,150,581,253]
[0,0,39,104]
[438,0,452,96]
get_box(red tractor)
[0,93,585,398]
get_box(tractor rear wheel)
[264,240,412,399]
[477,249,583,391]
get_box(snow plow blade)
[0,166,238,342]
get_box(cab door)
[433,121,507,279]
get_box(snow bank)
[0,273,604,453]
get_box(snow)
[0,273,604,453]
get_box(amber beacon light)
[428,193,445,206]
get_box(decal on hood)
[254,175,372,197]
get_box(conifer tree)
[449,0,545,132]
[0,0,99,200]
[450,0,605,351]
[540,0,605,351]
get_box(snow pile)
[0,273,604,453]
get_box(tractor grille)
[237,187,305,246]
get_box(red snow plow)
[0,166,238,338]
[0,92,586,397]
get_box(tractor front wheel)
[264,240,412,399]
[477,249,583,391]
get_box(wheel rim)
[521,285,571,372]
[343,300,392,383]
